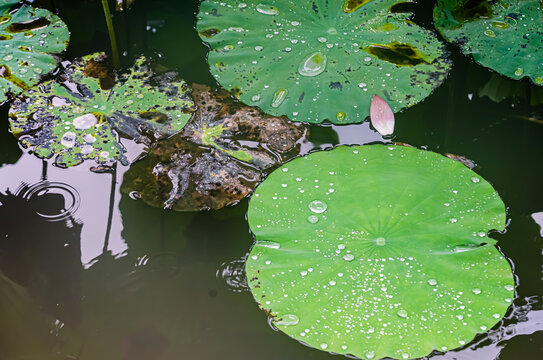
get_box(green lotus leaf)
[8,53,195,168]
[121,84,306,211]
[0,0,69,104]
[434,0,543,86]
[246,145,514,359]
[197,0,451,124]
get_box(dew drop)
[298,52,327,77]
[343,254,354,261]
[493,313,500,319]
[251,94,261,102]
[83,134,96,143]
[275,314,299,326]
[472,288,481,295]
[471,177,480,183]
[491,21,509,29]
[341,345,348,350]
[73,113,98,130]
[365,351,375,359]
[449,218,458,223]
[320,343,328,350]
[271,89,287,108]
[329,280,336,286]
[308,200,327,213]
[251,255,258,260]
[456,314,464,320]
[336,112,346,122]
[504,284,514,291]
[317,36,327,43]
[254,45,263,51]
[428,279,437,286]
[401,354,409,359]
[397,309,408,318]
[256,4,279,15]
[60,132,76,148]
[81,145,93,155]
[3,54,13,61]
[307,215,319,224]
[265,260,271,265]
[484,29,496,37]
[374,237,386,246]
[480,325,487,331]
[255,240,280,249]
[514,67,524,76]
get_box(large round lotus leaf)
[434,0,543,86]
[9,53,195,168]
[197,0,451,124]
[246,145,514,360]
[0,0,69,104]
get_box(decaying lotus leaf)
[121,84,307,211]
[197,0,451,124]
[8,53,195,168]
[0,0,69,103]
[434,0,543,86]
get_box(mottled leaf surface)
[121,84,306,211]
[9,53,195,168]
[434,0,543,86]
[0,0,69,104]
[197,0,451,124]
[247,145,514,360]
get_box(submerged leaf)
[8,53,195,168]
[197,0,451,124]
[246,145,513,360]
[370,94,395,135]
[121,84,307,211]
[434,0,543,86]
[0,0,69,104]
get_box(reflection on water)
[0,179,83,325]
[429,296,543,360]
[216,258,249,293]
[531,212,543,237]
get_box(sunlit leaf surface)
[247,144,514,360]
[197,0,451,124]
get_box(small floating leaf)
[434,0,543,86]
[0,0,69,103]
[121,84,307,211]
[370,94,395,135]
[246,145,514,359]
[8,53,195,168]
[197,0,451,123]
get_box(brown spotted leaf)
[121,84,307,211]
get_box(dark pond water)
[0,0,542,359]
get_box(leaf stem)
[101,0,120,69]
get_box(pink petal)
[370,94,395,136]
